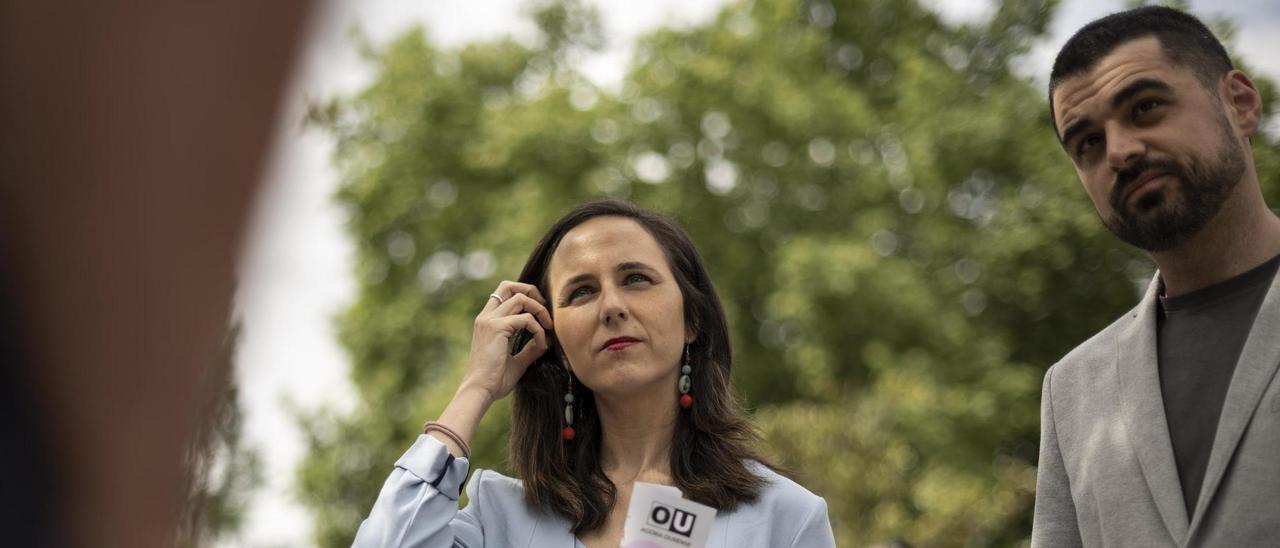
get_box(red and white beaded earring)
[678,344,693,409]
[562,370,576,441]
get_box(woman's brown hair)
[510,199,772,533]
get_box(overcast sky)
[231,1,1280,545]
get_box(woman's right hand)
[458,280,554,407]
[429,281,553,458]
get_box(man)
[1033,6,1280,547]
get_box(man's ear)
[1222,70,1262,139]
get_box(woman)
[353,199,835,547]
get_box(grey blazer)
[1031,273,1280,547]
[352,435,836,547]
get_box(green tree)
[298,0,1279,545]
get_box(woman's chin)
[581,369,673,400]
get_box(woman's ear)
[553,341,571,372]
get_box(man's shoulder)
[1048,300,1144,380]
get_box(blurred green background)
[280,0,1280,545]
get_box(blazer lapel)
[1187,270,1280,538]
[1116,275,1189,544]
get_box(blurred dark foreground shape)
[0,2,311,546]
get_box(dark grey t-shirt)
[1157,253,1280,518]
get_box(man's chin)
[1107,205,1202,252]
[1128,184,1180,215]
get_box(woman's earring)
[562,371,576,441]
[678,344,693,409]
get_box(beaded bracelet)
[423,421,471,459]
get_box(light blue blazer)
[352,435,837,547]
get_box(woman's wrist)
[423,421,471,459]
[453,379,496,411]
[424,429,469,459]
[426,382,493,458]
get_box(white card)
[621,482,717,548]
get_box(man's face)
[1051,37,1246,252]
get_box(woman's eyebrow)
[559,272,595,293]
[616,261,655,272]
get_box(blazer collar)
[1116,274,1189,544]
[1186,266,1280,540]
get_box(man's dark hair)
[1048,6,1233,137]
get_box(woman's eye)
[624,273,651,285]
[569,286,595,300]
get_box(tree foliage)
[297,0,1279,545]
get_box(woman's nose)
[598,286,628,324]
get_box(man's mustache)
[1111,158,1181,211]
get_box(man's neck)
[1152,185,1280,298]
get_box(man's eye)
[1077,134,1102,157]
[1134,98,1162,117]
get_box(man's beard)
[1103,119,1246,252]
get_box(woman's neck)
[593,383,678,484]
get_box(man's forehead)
[1052,37,1178,130]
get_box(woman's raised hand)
[430,281,553,458]
[459,280,554,407]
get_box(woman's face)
[547,216,691,397]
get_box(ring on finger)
[489,293,505,304]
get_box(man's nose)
[1106,126,1147,173]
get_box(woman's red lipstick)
[601,337,640,351]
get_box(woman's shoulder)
[744,461,827,512]
[461,468,545,533]
[717,462,833,546]
[461,468,584,546]
[465,466,527,508]
[466,467,573,523]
